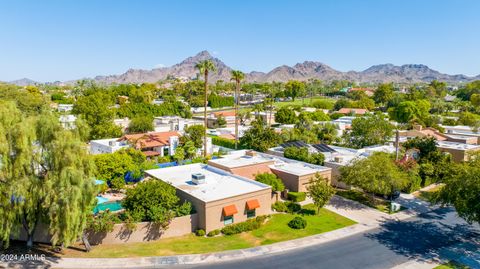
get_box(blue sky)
[1,0,479,82]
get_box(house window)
[224,215,234,225]
[247,209,256,218]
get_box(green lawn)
[63,205,355,258]
[434,261,470,269]
[336,189,404,214]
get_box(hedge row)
[220,215,268,235]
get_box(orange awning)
[246,199,260,210]
[222,205,238,216]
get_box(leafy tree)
[374,83,395,105]
[313,123,339,144]
[388,100,431,124]
[195,60,217,157]
[231,70,245,149]
[122,180,191,227]
[458,112,480,129]
[456,80,480,101]
[0,102,96,248]
[181,125,206,149]
[311,99,334,110]
[128,116,154,133]
[173,146,186,163]
[310,110,330,122]
[471,93,480,107]
[340,152,409,198]
[275,106,297,124]
[346,113,394,148]
[307,174,336,214]
[284,80,306,101]
[284,147,325,165]
[433,156,480,224]
[72,91,122,139]
[216,114,227,128]
[333,98,353,110]
[240,118,281,152]
[255,173,285,192]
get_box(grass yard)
[336,189,405,214]
[62,205,355,258]
[434,261,470,269]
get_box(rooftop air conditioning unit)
[334,156,344,163]
[191,173,206,185]
[109,140,116,147]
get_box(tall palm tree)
[195,60,217,157]
[230,70,245,149]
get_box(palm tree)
[195,60,217,157]
[230,70,245,149]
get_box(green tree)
[374,83,395,105]
[72,91,122,139]
[340,152,409,198]
[216,114,227,128]
[275,106,297,124]
[283,146,325,165]
[313,123,339,144]
[388,100,431,124]
[285,80,306,101]
[307,174,336,214]
[128,116,154,133]
[231,70,245,149]
[255,173,285,192]
[433,156,480,224]
[0,102,96,248]
[181,125,206,149]
[240,118,281,152]
[346,113,394,148]
[122,180,191,227]
[195,60,217,157]
[471,93,480,107]
[310,110,330,121]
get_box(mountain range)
[6,51,480,85]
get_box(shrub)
[207,229,220,237]
[288,192,306,202]
[221,215,268,235]
[312,100,334,110]
[255,173,285,192]
[212,136,244,149]
[288,216,307,229]
[195,229,206,236]
[285,201,302,213]
[272,201,288,212]
[87,211,121,233]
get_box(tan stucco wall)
[270,169,331,192]
[203,188,272,232]
[438,147,480,162]
[207,160,275,179]
[324,162,350,189]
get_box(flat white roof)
[145,163,270,202]
[211,150,330,176]
[436,141,480,150]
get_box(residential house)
[336,108,368,115]
[145,163,272,232]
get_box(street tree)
[307,174,336,214]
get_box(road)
[172,207,480,269]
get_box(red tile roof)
[337,108,368,115]
[118,131,180,149]
[213,111,236,117]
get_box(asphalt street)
[170,207,480,269]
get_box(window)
[246,210,256,219]
[224,215,234,225]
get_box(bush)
[255,173,285,192]
[272,201,288,212]
[288,192,306,202]
[212,136,243,149]
[221,215,268,235]
[288,216,307,229]
[208,94,234,108]
[207,229,220,237]
[195,229,206,236]
[312,99,334,110]
[285,201,302,213]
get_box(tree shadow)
[328,195,371,211]
[366,217,479,263]
[143,222,165,241]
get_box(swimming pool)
[96,196,109,204]
[93,201,124,214]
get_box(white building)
[153,116,203,132]
[89,138,130,155]
[59,114,77,129]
